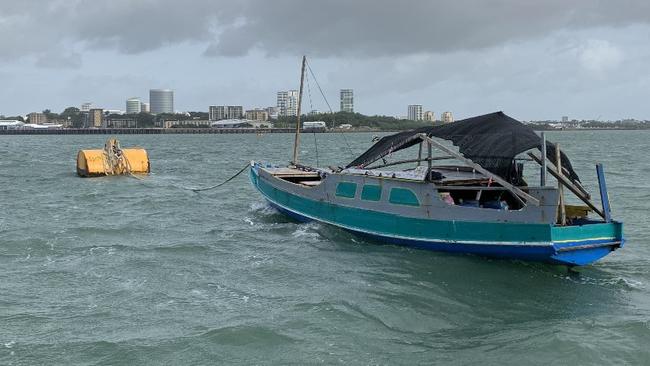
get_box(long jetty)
[0,127,330,135]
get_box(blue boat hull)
[266,200,618,266]
[252,165,623,266]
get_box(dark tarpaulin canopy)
[346,111,580,184]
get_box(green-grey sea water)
[1,131,649,365]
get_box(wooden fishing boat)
[250,57,623,266]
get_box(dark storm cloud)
[0,0,241,61]
[208,0,650,57]
[1,0,649,61]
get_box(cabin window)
[389,188,420,206]
[335,182,357,198]
[361,185,382,201]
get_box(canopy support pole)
[528,152,605,219]
[596,163,612,223]
[427,139,432,180]
[417,142,422,167]
[556,143,566,225]
[419,134,539,206]
[540,132,547,186]
[365,156,454,170]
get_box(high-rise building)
[277,90,298,116]
[407,105,423,121]
[89,108,104,128]
[287,90,298,116]
[423,111,435,122]
[246,109,269,121]
[209,106,225,121]
[27,112,47,124]
[149,89,174,114]
[80,102,93,112]
[227,106,243,119]
[277,91,288,116]
[561,116,569,123]
[141,103,150,113]
[265,107,279,119]
[441,111,454,123]
[209,105,244,121]
[126,98,141,114]
[340,89,354,113]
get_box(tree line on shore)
[274,111,433,130]
[2,108,434,130]
[4,108,650,130]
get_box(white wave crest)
[292,223,322,240]
[249,201,276,215]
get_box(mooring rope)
[185,163,250,192]
[122,154,145,181]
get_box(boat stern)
[550,221,624,266]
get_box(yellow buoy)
[77,138,150,177]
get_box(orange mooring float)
[76,138,150,177]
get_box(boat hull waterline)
[250,164,623,266]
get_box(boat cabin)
[262,111,609,227]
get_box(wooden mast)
[292,56,307,165]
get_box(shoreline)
[0,127,647,135]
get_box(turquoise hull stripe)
[551,222,623,243]
[265,196,617,266]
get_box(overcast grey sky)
[1,0,649,120]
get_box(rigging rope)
[306,60,334,113]
[306,69,314,114]
[305,70,320,167]
[305,59,355,160]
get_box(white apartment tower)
[209,105,244,121]
[407,105,423,121]
[441,111,454,123]
[126,98,142,114]
[209,106,225,121]
[277,90,299,117]
[340,89,354,113]
[277,91,288,116]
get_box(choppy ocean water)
[1,131,649,365]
